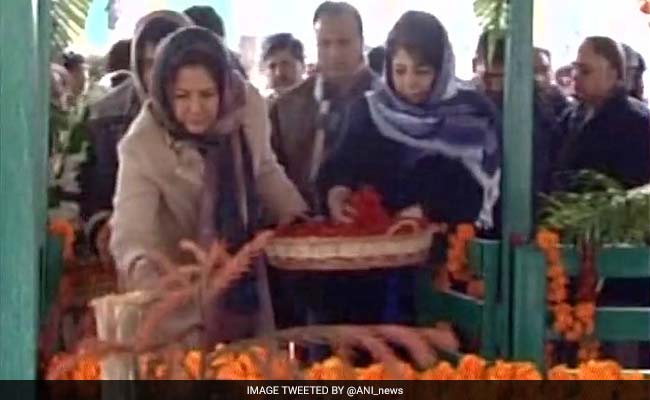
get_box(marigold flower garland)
[536,229,599,361]
[49,350,644,381]
[437,224,485,299]
[49,218,76,262]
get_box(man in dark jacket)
[79,11,192,243]
[267,2,378,331]
[473,32,570,226]
[555,37,650,189]
[269,1,377,213]
[558,37,650,367]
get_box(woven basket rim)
[268,223,444,246]
[267,250,430,271]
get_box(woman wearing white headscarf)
[314,11,501,325]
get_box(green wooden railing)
[41,235,64,320]
[512,245,650,368]
[0,0,50,379]
[417,240,502,359]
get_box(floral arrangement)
[44,231,457,381]
[47,351,646,381]
[275,186,428,238]
[435,224,485,299]
[537,229,599,361]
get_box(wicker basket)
[265,220,443,271]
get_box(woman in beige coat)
[110,27,307,342]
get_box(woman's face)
[573,42,619,105]
[391,48,436,105]
[172,65,220,135]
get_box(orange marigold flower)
[307,357,352,380]
[536,229,559,250]
[575,302,596,322]
[215,352,263,380]
[456,224,476,240]
[564,322,584,342]
[395,362,418,380]
[49,218,76,261]
[358,362,417,380]
[486,361,514,380]
[420,361,457,380]
[356,364,388,380]
[267,355,294,380]
[215,362,250,380]
[237,353,262,379]
[467,279,485,299]
[553,320,571,335]
[457,354,486,380]
[577,360,622,380]
[548,284,568,303]
[71,355,101,380]
[452,269,473,283]
[547,364,575,380]
[546,248,562,265]
[512,362,543,380]
[553,303,573,316]
[446,260,462,273]
[183,350,203,380]
[211,351,238,369]
[547,264,565,279]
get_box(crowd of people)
[47,2,650,349]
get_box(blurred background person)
[62,52,87,106]
[260,33,305,101]
[101,38,133,89]
[184,5,247,77]
[555,64,575,98]
[367,45,385,76]
[622,43,646,102]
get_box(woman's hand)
[327,186,357,224]
[121,257,160,292]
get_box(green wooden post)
[479,241,500,359]
[38,0,53,320]
[512,246,547,367]
[500,0,535,357]
[0,0,43,379]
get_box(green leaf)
[50,0,92,59]
[541,170,650,244]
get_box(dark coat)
[318,90,498,224]
[554,89,650,189]
[269,69,377,212]
[79,78,141,222]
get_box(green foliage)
[473,0,509,65]
[51,0,92,57]
[474,0,509,33]
[539,171,650,245]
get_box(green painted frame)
[0,0,538,379]
[417,240,501,359]
[0,0,50,379]
[512,245,650,368]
